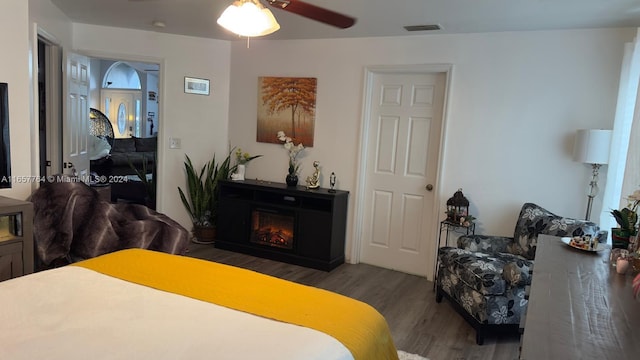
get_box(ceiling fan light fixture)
[217,0,280,37]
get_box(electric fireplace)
[216,179,349,271]
[250,208,294,250]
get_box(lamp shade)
[573,129,612,165]
[217,0,280,37]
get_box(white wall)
[0,0,32,200]
[71,24,232,229]
[13,1,636,259]
[228,28,633,261]
[29,0,73,48]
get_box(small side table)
[433,220,475,290]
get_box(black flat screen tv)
[0,83,11,188]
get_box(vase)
[285,174,298,187]
[231,164,245,181]
[616,258,630,274]
[611,228,631,249]
[192,225,216,244]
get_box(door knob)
[426,184,433,191]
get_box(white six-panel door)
[63,52,90,181]
[360,71,446,277]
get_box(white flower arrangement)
[277,131,304,175]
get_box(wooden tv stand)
[216,179,349,271]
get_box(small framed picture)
[184,76,210,95]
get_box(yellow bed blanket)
[74,249,399,360]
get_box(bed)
[0,249,399,360]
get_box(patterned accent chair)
[436,203,603,345]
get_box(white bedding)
[0,267,354,360]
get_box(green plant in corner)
[128,154,156,208]
[178,151,234,243]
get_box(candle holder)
[446,189,469,223]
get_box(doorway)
[355,65,450,278]
[93,59,160,207]
[101,89,142,138]
[36,41,161,207]
[97,60,159,139]
[37,36,62,178]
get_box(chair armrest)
[502,258,534,287]
[457,235,515,254]
[512,203,603,260]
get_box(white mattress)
[0,266,354,360]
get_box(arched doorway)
[93,60,160,208]
[101,61,143,138]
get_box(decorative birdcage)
[89,108,114,147]
[446,188,469,223]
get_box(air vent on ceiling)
[404,24,441,32]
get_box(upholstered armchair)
[436,202,602,345]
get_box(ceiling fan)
[217,0,356,38]
[265,0,356,29]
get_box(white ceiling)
[49,0,640,41]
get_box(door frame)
[33,26,64,182]
[33,45,165,210]
[82,49,164,209]
[351,64,453,279]
[100,89,144,138]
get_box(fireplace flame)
[251,210,294,249]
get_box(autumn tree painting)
[257,77,316,147]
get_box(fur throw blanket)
[30,180,189,270]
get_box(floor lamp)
[573,129,612,221]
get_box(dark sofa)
[109,136,157,176]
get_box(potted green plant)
[178,148,260,243]
[178,153,233,244]
[610,189,640,249]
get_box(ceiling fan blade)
[267,0,356,29]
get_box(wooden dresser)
[0,196,33,281]
[520,234,640,359]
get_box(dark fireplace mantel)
[216,179,349,271]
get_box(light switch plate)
[169,137,181,149]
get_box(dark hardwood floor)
[185,243,521,360]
